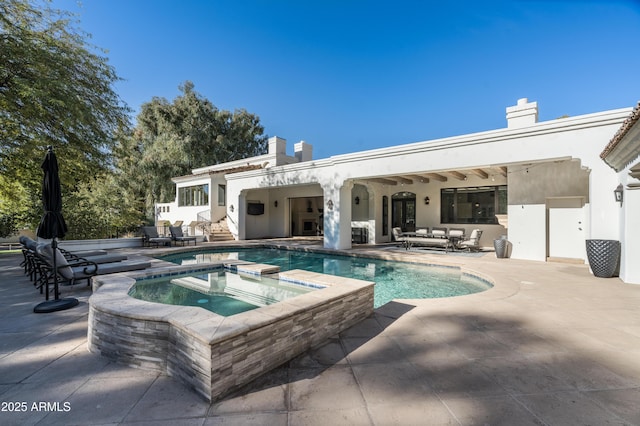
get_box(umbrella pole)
[52,238,60,300]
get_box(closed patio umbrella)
[34,146,78,313]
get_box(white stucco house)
[157,98,640,285]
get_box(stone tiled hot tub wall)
[88,263,375,401]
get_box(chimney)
[294,140,312,162]
[506,98,538,129]
[268,136,286,155]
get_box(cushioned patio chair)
[457,229,483,252]
[169,226,197,246]
[141,226,172,247]
[392,227,408,247]
[448,228,465,239]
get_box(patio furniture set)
[18,236,151,293]
[393,227,483,252]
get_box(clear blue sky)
[54,0,640,160]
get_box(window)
[441,185,507,224]
[218,184,226,206]
[382,196,388,236]
[178,184,209,207]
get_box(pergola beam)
[448,171,467,181]
[470,168,489,179]
[424,173,448,182]
[368,177,398,186]
[390,176,413,185]
[406,175,430,183]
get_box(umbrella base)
[34,298,79,313]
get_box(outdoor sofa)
[393,227,452,251]
[393,227,477,252]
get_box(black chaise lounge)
[141,226,172,247]
[20,236,127,281]
[169,226,197,246]
[34,242,151,287]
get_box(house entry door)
[392,192,416,232]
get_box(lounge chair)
[169,226,197,246]
[457,229,483,252]
[57,246,128,264]
[35,243,151,287]
[141,226,172,247]
[19,236,122,282]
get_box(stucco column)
[323,181,353,250]
[235,191,247,240]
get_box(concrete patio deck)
[1,242,640,425]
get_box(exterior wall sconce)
[424,196,430,205]
[229,204,234,212]
[614,184,623,205]
[355,196,360,205]
[274,200,278,208]
[326,199,334,210]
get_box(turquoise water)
[129,268,315,316]
[158,248,492,308]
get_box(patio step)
[209,231,234,242]
[208,217,234,241]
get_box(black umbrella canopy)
[36,146,68,240]
[33,146,78,312]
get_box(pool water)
[129,268,316,316]
[158,248,492,308]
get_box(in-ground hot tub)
[88,261,374,401]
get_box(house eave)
[601,101,640,172]
[227,107,631,182]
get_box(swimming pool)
[158,247,492,307]
[129,267,317,316]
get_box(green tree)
[64,172,145,239]
[0,0,130,228]
[128,81,268,219]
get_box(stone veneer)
[88,262,374,401]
